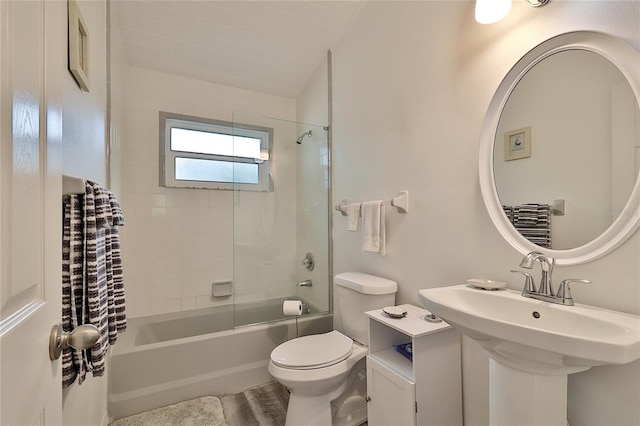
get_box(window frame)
[159,111,272,191]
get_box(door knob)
[49,323,100,360]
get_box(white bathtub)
[108,299,331,421]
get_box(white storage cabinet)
[366,304,463,425]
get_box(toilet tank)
[334,272,397,346]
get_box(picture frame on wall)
[504,126,531,161]
[68,0,90,92]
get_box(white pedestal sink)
[418,285,640,426]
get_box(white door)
[366,356,416,426]
[1,0,65,424]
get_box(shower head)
[296,130,312,144]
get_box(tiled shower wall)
[121,65,296,318]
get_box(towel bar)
[335,191,409,215]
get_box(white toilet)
[269,272,397,426]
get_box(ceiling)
[112,0,366,98]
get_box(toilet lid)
[270,330,353,370]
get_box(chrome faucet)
[297,279,312,287]
[519,251,555,296]
[512,251,591,306]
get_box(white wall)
[307,1,640,424]
[61,0,110,425]
[62,2,108,186]
[119,66,296,318]
[109,0,126,201]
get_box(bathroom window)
[160,112,272,191]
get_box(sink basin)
[418,284,640,374]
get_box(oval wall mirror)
[479,31,640,265]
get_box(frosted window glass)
[161,112,271,191]
[175,157,258,184]
[171,128,260,159]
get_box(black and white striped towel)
[504,203,551,248]
[62,181,126,388]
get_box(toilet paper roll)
[283,300,303,316]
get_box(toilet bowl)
[268,331,368,426]
[269,272,398,426]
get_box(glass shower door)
[231,113,330,327]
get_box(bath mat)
[109,381,289,426]
[220,381,289,425]
[109,396,226,426]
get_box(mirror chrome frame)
[479,31,640,265]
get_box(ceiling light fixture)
[475,0,512,24]
[475,0,549,24]
[525,0,549,7]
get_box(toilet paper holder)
[283,299,311,316]
[283,299,310,338]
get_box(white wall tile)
[121,65,296,319]
[180,297,196,311]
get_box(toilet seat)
[271,330,353,370]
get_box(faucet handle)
[556,279,591,305]
[510,270,536,293]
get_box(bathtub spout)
[297,280,312,287]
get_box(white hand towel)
[361,200,386,255]
[347,203,361,231]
